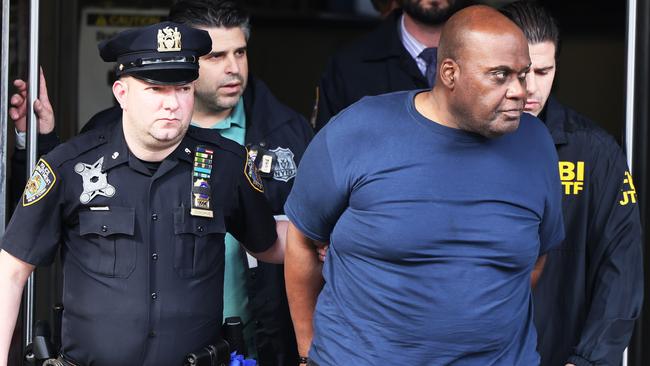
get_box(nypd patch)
[269,147,297,182]
[244,148,264,193]
[23,159,57,206]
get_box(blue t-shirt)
[284,90,564,365]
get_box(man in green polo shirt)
[171,1,313,363]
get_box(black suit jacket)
[315,10,428,131]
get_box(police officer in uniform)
[8,2,312,364]
[0,21,285,366]
[501,3,644,365]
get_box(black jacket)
[315,10,427,131]
[11,76,313,366]
[534,96,644,366]
[239,76,312,366]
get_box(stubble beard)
[195,75,246,115]
[195,91,236,114]
[477,110,521,138]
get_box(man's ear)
[112,78,128,109]
[439,59,458,89]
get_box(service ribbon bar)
[190,145,215,218]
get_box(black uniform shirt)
[18,76,313,366]
[533,96,643,366]
[1,121,277,366]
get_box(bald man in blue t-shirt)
[284,5,564,366]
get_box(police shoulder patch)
[23,158,57,206]
[244,148,264,193]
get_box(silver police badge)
[269,147,297,182]
[75,157,116,204]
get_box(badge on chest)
[75,157,116,204]
[247,144,297,182]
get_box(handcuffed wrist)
[298,356,309,365]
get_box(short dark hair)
[169,0,251,40]
[500,1,560,55]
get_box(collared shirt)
[1,122,276,366]
[209,98,246,143]
[398,14,428,77]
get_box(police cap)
[98,21,212,85]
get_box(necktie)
[419,47,438,88]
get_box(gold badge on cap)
[157,26,182,52]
